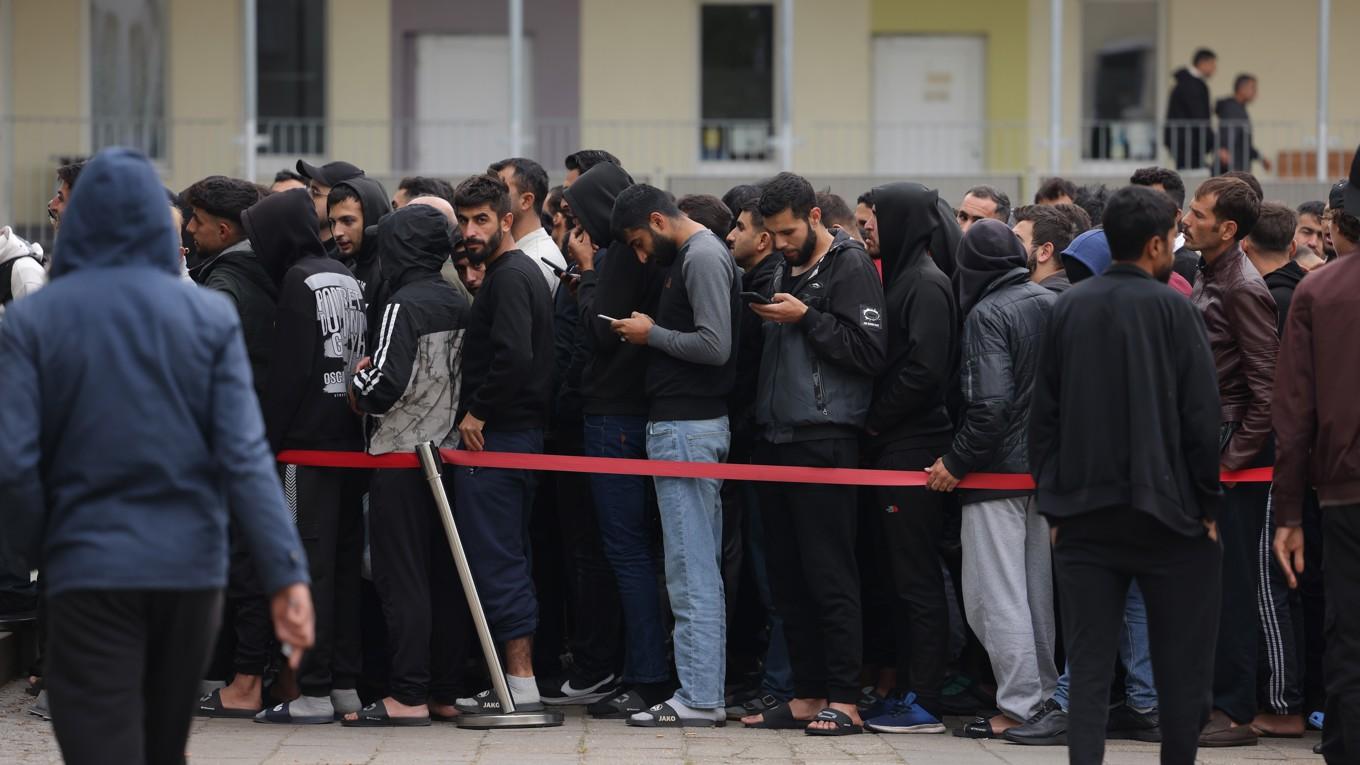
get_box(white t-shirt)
[515,227,567,297]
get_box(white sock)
[507,674,540,705]
[330,689,361,715]
[632,695,723,722]
[287,695,334,718]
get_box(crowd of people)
[1,141,1358,765]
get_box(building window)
[700,4,774,162]
[90,0,167,158]
[1081,0,1159,161]
[258,0,326,155]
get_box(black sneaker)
[1107,703,1161,742]
[538,670,620,707]
[1002,698,1068,746]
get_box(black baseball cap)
[1328,145,1360,214]
[295,159,365,187]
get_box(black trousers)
[554,448,623,677]
[874,445,950,714]
[1053,507,1220,765]
[1320,506,1360,765]
[755,437,862,704]
[369,468,471,706]
[1213,480,1270,722]
[225,526,272,677]
[47,589,223,765]
[1257,495,1304,715]
[285,465,364,696]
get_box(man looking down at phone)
[608,184,741,728]
[739,172,886,736]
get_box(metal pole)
[1,0,12,226]
[777,0,794,170]
[509,0,524,157]
[1048,0,1063,176]
[415,443,562,729]
[1316,0,1330,183]
[243,0,258,183]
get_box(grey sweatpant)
[961,495,1058,721]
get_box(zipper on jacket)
[812,361,828,415]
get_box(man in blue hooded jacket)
[0,148,314,765]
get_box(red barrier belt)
[277,449,1274,488]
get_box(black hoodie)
[331,177,392,314]
[1264,260,1305,336]
[866,183,960,449]
[1164,67,1214,169]
[196,240,278,402]
[243,188,366,453]
[563,163,665,417]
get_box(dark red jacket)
[1271,255,1360,526]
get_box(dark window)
[90,0,167,158]
[1081,0,1157,160]
[700,4,773,161]
[258,0,326,155]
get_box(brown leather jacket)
[1190,244,1278,471]
[1272,254,1360,525]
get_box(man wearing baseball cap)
[296,160,365,256]
[1324,167,1360,261]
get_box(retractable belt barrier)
[278,448,1274,488]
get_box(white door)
[873,36,986,174]
[415,35,534,174]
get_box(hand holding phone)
[541,256,568,278]
[740,291,773,305]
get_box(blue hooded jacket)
[0,148,309,596]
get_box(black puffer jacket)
[196,240,277,402]
[943,263,1055,503]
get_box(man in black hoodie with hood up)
[345,204,473,727]
[861,182,960,732]
[242,188,369,725]
[1164,49,1218,171]
[327,176,392,314]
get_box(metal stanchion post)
[416,443,563,729]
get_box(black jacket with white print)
[351,205,470,455]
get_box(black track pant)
[47,589,222,765]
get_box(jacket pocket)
[812,361,828,416]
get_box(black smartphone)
[540,256,568,278]
[740,291,773,305]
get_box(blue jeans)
[583,415,669,684]
[1054,582,1157,710]
[647,416,730,709]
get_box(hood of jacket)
[1173,67,1198,86]
[953,218,1028,315]
[242,188,326,286]
[564,162,634,247]
[332,176,392,268]
[872,181,962,285]
[377,204,452,292]
[0,226,43,266]
[51,148,180,279]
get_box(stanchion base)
[455,711,565,729]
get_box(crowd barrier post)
[415,442,564,730]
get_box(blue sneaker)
[859,689,899,720]
[866,692,946,734]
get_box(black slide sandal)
[744,702,811,730]
[196,689,260,719]
[805,707,863,736]
[626,702,726,728]
[341,701,431,728]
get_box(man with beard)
[295,160,365,257]
[955,186,1012,233]
[859,182,959,734]
[1129,167,1199,286]
[1029,185,1223,765]
[855,192,880,261]
[1295,201,1330,261]
[344,204,472,727]
[563,164,675,719]
[927,219,1057,740]
[449,174,555,716]
[608,184,740,728]
[326,177,392,312]
[240,188,368,725]
[733,173,885,736]
[489,158,567,294]
[1013,204,1085,293]
[1181,176,1275,748]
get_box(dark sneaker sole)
[1002,733,1068,746]
[542,689,618,707]
[1108,728,1161,742]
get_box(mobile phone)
[541,256,567,278]
[598,314,620,322]
[740,291,773,305]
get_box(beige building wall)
[580,0,698,181]
[167,0,243,189]
[326,0,393,177]
[794,0,871,175]
[1026,0,1083,178]
[9,0,84,227]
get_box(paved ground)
[0,681,1324,764]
